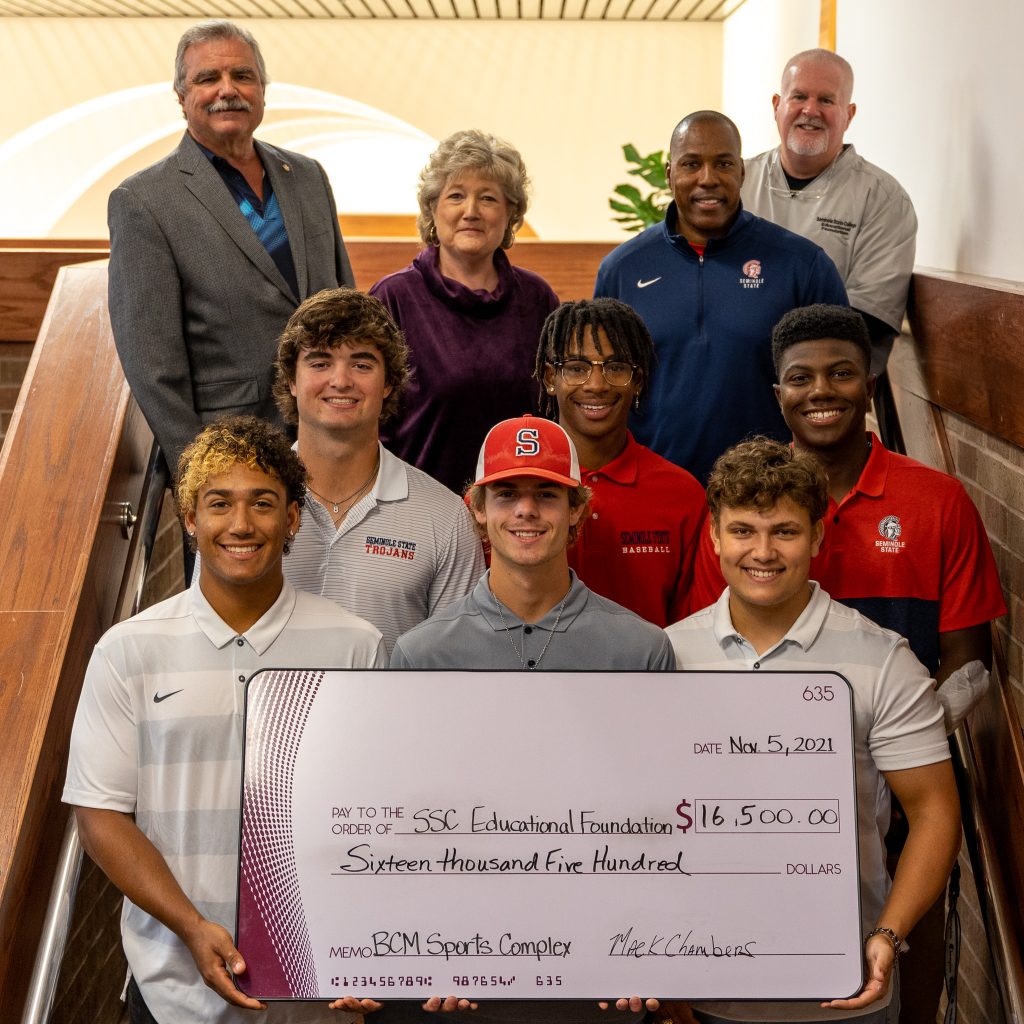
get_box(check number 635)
[802,685,835,702]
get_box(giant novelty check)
[237,670,862,1002]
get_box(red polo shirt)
[569,433,705,627]
[687,434,1006,673]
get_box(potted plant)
[608,144,670,233]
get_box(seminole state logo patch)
[875,515,906,553]
[739,258,764,289]
[364,534,417,560]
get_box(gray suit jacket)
[107,131,354,474]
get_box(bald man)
[595,110,847,482]
[742,49,917,372]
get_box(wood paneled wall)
[904,271,1024,449]
[0,248,110,342]
[0,240,615,345]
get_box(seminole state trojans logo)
[878,515,902,540]
[515,428,540,456]
[740,259,764,289]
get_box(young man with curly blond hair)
[64,416,384,1024]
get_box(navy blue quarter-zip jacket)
[595,204,848,482]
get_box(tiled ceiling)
[0,0,745,19]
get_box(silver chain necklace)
[492,586,570,670]
[307,453,380,517]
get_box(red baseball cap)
[474,414,581,488]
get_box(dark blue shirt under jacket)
[594,204,848,482]
[196,141,300,301]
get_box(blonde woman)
[371,129,558,493]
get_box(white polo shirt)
[286,443,485,652]
[64,582,385,1024]
[666,583,949,1021]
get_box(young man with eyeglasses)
[741,49,916,373]
[532,299,705,627]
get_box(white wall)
[838,0,1024,281]
[721,0,819,159]
[722,0,1024,284]
[0,17,722,241]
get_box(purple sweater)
[370,247,559,493]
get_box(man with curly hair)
[273,287,484,652]
[666,438,960,1024]
[64,416,384,1024]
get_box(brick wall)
[140,494,186,610]
[50,856,128,1024]
[938,844,1007,1024]
[942,409,1024,723]
[0,344,32,444]
[936,406,1019,1024]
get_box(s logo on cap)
[515,428,540,457]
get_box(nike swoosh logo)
[153,689,183,704]
[637,277,662,288]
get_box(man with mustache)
[742,49,916,374]
[108,19,354,482]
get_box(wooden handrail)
[0,240,616,344]
[0,261,153,1015]
[905,270,1024,449]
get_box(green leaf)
[610,143,670,232]
[634,165,667,189]
[612,183,645,204]
[609,144,671,231]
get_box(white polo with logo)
[285,443,485,652]
[63,582,385,1024]
[667,582,949,1021]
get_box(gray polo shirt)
[391,571,674,672]
[742,144,916,334]
[388,571,668,1024]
